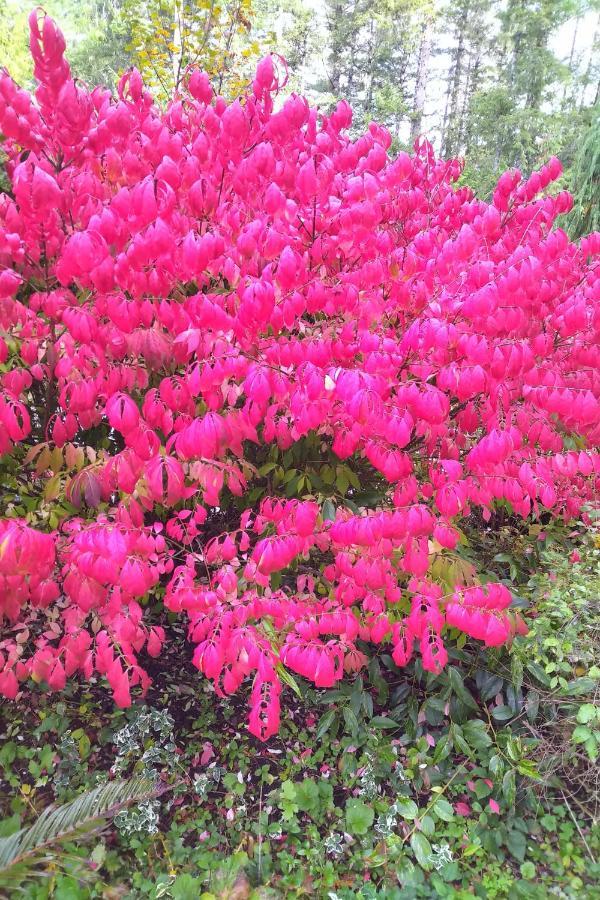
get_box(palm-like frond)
[0,776,155,880]
[568,107,600,239]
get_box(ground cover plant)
[0,8,599,897]
[0,529,598,897]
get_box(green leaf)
[492,704,514,722]
[90,842,106,869]
[345,799,374,835]
[321,498,336,521]
[295,779,320,816]
[352,491,386,507]
[0,817,20,840]
[478,672,504,701]
[432,734,450,764]
[515,759,542,780]
[502,769,516,807]
[370,716,399,729]
[320,689,344,702]
[450,723,471,757]
[576,704,598,724]
[278,781,299,821]
[506,829,527,862]
[448,667,479,710]
[318,780,334,808]
[520,861,536,879]
[461,719,492,750]
[362,691,373,719]
[419,814,435,836]
[43,473,61,502]
[572,725,592,744]
[342,706,359,736]
[279,780,296,800]
[321,466,335,485]
[345,467,360,489]
[489,754,504,778]
[171,874,204,900]
[276,663,302,698]
[526,662,551,688]
[511,657,524,693]
[474,779,492,800]
[335,467,350,494]
[584,735,598,761]
[0,743,16,768]
[78,734,91,760]
[315,709,337,740]
[525,691,540,722]
[410,832,432,869]
[431,797,454,822]
[350,678,364,716]
[394,798,418,820]
[562,677,597,696]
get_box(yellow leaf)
[0,535,10,561]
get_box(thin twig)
[257,778,264,879]
[561,790,597,863]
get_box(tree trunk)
[579,13,600,109]
[525,28,548,109]
[443,2,469,157]
[410,14,433,145]
[365,16,376,115]
[328,1,345,93]
[457,54,473,153]
[173,0,184,90]
[561,15,580,107]
[463,53,481,154]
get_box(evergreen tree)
[440,0,494,159]
[577,3,600,107]
[253,0,327,97]
[2,0,600,210]
[567,105,600,237]
[325,0,429,136]
[456,0,593,194]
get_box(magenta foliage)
[0,10,599,738]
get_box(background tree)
[325,0,430,136]
[0,0,34,86]
[1,0,600,212]
[577,2,600,106]
[567,105,600,237]
[46,0,131,87]
[456,0,595,194]
[409,4,434,143]
[440,0,494,158]
[253,0,326,97]
[121,0,264,98]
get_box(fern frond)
[0,775,155,878]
